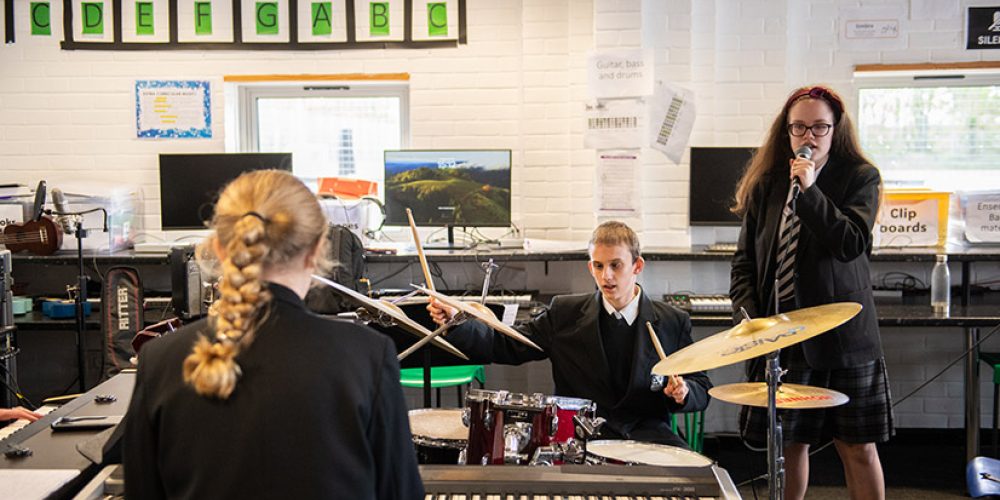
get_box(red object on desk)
[317,177,378,199]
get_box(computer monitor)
[158,153,293,230]
[383,150,512,246]
[688,147,755,227]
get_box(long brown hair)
[731,86,876,216]
[183,170,329,399]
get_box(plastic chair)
[671,411,705,453]
[399,365,485,408]
[980,352,1000,457]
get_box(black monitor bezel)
[158,152,293,231]
[688,146,754,227]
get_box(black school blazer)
[730,158,884,370]
[447,290,711,435]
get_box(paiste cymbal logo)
[720,326,806,356]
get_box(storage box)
[873,189,950,248]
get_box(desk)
[0,372,134,499]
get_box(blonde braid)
[183,214,271,398]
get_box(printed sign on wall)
[74,0,114,42]
[122,0,169,43]
[135,80,212,139]
[3,0,464,49]
[967,6,1000,50]
[298,0,348,42]
[410,0,457,41]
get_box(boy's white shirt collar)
[602,285,642,326]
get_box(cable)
[370,263,413,287]
[0,362,37,410]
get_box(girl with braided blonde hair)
[124,170,424,499]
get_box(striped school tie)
[774,196,800,304]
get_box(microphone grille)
[795,145,812,160]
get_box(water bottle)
[930,254,950,315]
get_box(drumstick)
[646,321,668,360]
[406,208,436,292]
[647,321,682,390]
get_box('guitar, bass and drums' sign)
[2,0,465,49]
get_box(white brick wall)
[3,0,1000,429]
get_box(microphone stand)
[47,207,108,394]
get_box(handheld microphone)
[791,145,812,200]
[51,188,73,234]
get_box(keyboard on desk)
[664,294,733,315]
[0,404,58,443]
[420,464,736,499]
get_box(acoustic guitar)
[1,216,63,255]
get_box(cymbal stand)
[766,349,784,500]
[767,279,787,500]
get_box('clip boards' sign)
[874,191,950,248]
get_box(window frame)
[853,68,1000,189]
[230,79,410,180]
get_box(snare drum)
[408,408,468,464]
[585,440,713,467]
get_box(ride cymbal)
[652,302,861,376]
[709,382,849,409]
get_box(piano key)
[0,404,58,442]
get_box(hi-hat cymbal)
[652,302,861,376]
[311,275,468,360]
[416,285,543,352]
[709,382,849,409]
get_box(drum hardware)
[652,301,862,500]
[503,421,532,464]
[529,439,586,466]
[572,414,605,440]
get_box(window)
[232,79,408,190]
[855,71,1000,191]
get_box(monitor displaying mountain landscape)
[383,150,512,227]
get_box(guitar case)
[101,266,143,378]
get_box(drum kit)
[311,208,864,497]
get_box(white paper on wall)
[73,0,114,43]
[584,99,644,150]
[298,0,348,43]
[122,0,169,43]
[596,150,640,216]
[240,0,290,43]
[648,81,696,164]
[178,0,234,43]
[840,5,906,50]
[587,49,654,99]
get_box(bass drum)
[585,440,713,467]
[408,408,468,464]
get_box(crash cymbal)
[652,302,862,376]
[709,382,849,409]
[416,285,543,352]
[311,275,468,360]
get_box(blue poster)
[135,80,212,138]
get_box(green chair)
[671,411,705,453]
[980,352,1000,457]
[400,365,486,408]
